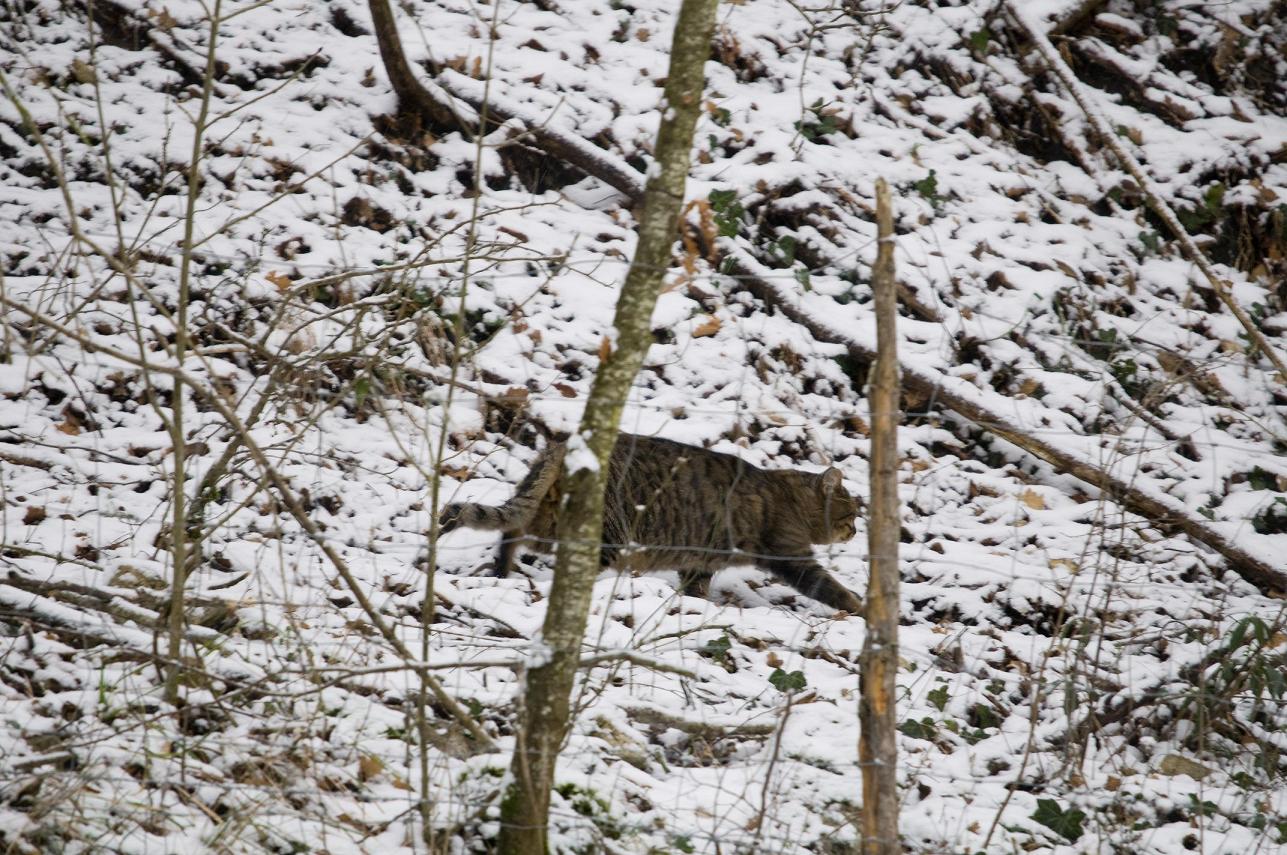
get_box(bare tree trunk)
[164,0,222,705]
[494,0,720,851]
[859,178,901,855]
[366,0,463,131]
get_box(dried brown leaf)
[692,316,721,338]
[357,754,384,782]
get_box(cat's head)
[810,467,860,543]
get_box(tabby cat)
[440,434,864,614]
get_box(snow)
[2,0,1286,852]
[564,433,600,475]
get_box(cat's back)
[601,435,773,562]
[607,434,761,494]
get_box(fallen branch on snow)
[619,703,777,738]
[437,71,647,203]
[725,248,1287,598]
[366,0,647,203]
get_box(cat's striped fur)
[440,434,863,614]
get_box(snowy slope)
[2,0,1286,852]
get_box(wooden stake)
[860,177,901,855]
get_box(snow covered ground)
[1,0,1285,851]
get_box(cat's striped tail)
[438,443,566,533]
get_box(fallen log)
[726,248,1287,598]
[366,0,647,203]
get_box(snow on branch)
[438,71,647,203]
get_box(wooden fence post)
[860,177,901,855]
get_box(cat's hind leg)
[677,570,711,599]
[490,530,523,577]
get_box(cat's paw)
[476,560,509,579]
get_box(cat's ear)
[820,467,844,491]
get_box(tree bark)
[859,178,901,855]
[366,0,465,131]
[494,1,719,852]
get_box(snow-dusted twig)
[0,447,53,471]
[273,649,698,690]
[1,570,223,640]
[0,292,500,752]
[0,584,261,681]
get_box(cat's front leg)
[760,555,864,615]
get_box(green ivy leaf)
[708,189,745,237]
[970,703,998,729]
[912,170,938,202]
[1204,182,1226,212]
[775,235,797,265]
[1253,496,1287,534]
[702,634,731,661]
[708,189,738,212]
[1248,467,1277,491]
[1186,794,1218,818]
[927,685,949,712]
[1266,666,1285,700]
[1032,798,1085,842]
[898,717,937,741]
[769,668,807,693]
